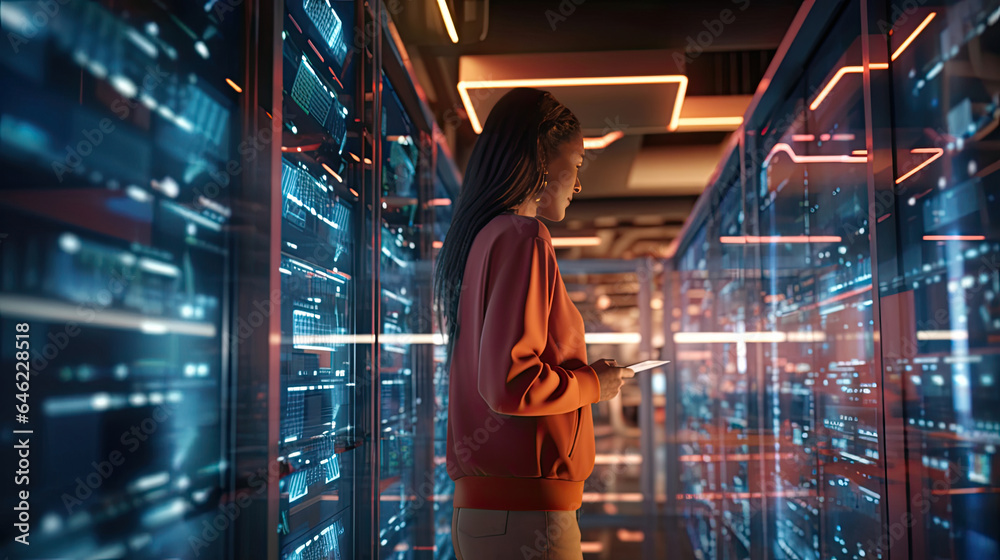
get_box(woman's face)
[534,133,585,222]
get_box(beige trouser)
[452,507,583,560]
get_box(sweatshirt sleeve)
[477,230,602,416]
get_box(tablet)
[624,360,670,373]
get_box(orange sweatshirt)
[446,213,601,511]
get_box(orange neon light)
[427,198,452,206]
[617,529,645,542]
[349,188,359,197]
[281,143,322,152]
[679,453,796,462]
[809,64,888,110]
[594,454,643,464]
[320,163,342,183]
[676,116,744,127]
[327,66,344,89]
[582,492,644,502]
[892,13,937,60]
[764,142,867,167]
[436,0,459,43]
[792,134,815,141]
[432,240,443,249]
[852,149,868,155]
[225,78,242,93]
[720,235,843,244]
[811,14,935,111]
[551,236,602,247]
[348,152,361,162]
[896,147,943,184]
[457,75,689,133]
[924,235,985,241]
[583,130,624,149]
[306,39,324,63]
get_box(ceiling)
[392,0,804,259]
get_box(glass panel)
[0,0,242,557]
[756,4,883,557]
[278,1,359,558]
[672,166,751,559]
[378,74,422,560]
[885,0,1000,557]
[430,159,456,559]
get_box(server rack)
[0,0,456,558]
[0,1,250,558]
[664,0,1000,559]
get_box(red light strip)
[721,235,843,244]
[306,39,324,63]
[287,13,303,34]
[327,67,344,89]
[924,235,985,241]
[763,143,867,167]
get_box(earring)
[535,170,547,201]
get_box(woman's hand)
[590,359,635,402]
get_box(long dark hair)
[433,87,581,365]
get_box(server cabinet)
[666,0,1000,559]
[274,0,364,559]
[0,0,456,558]
[0,0,249,558]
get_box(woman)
[434,87,634,559]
